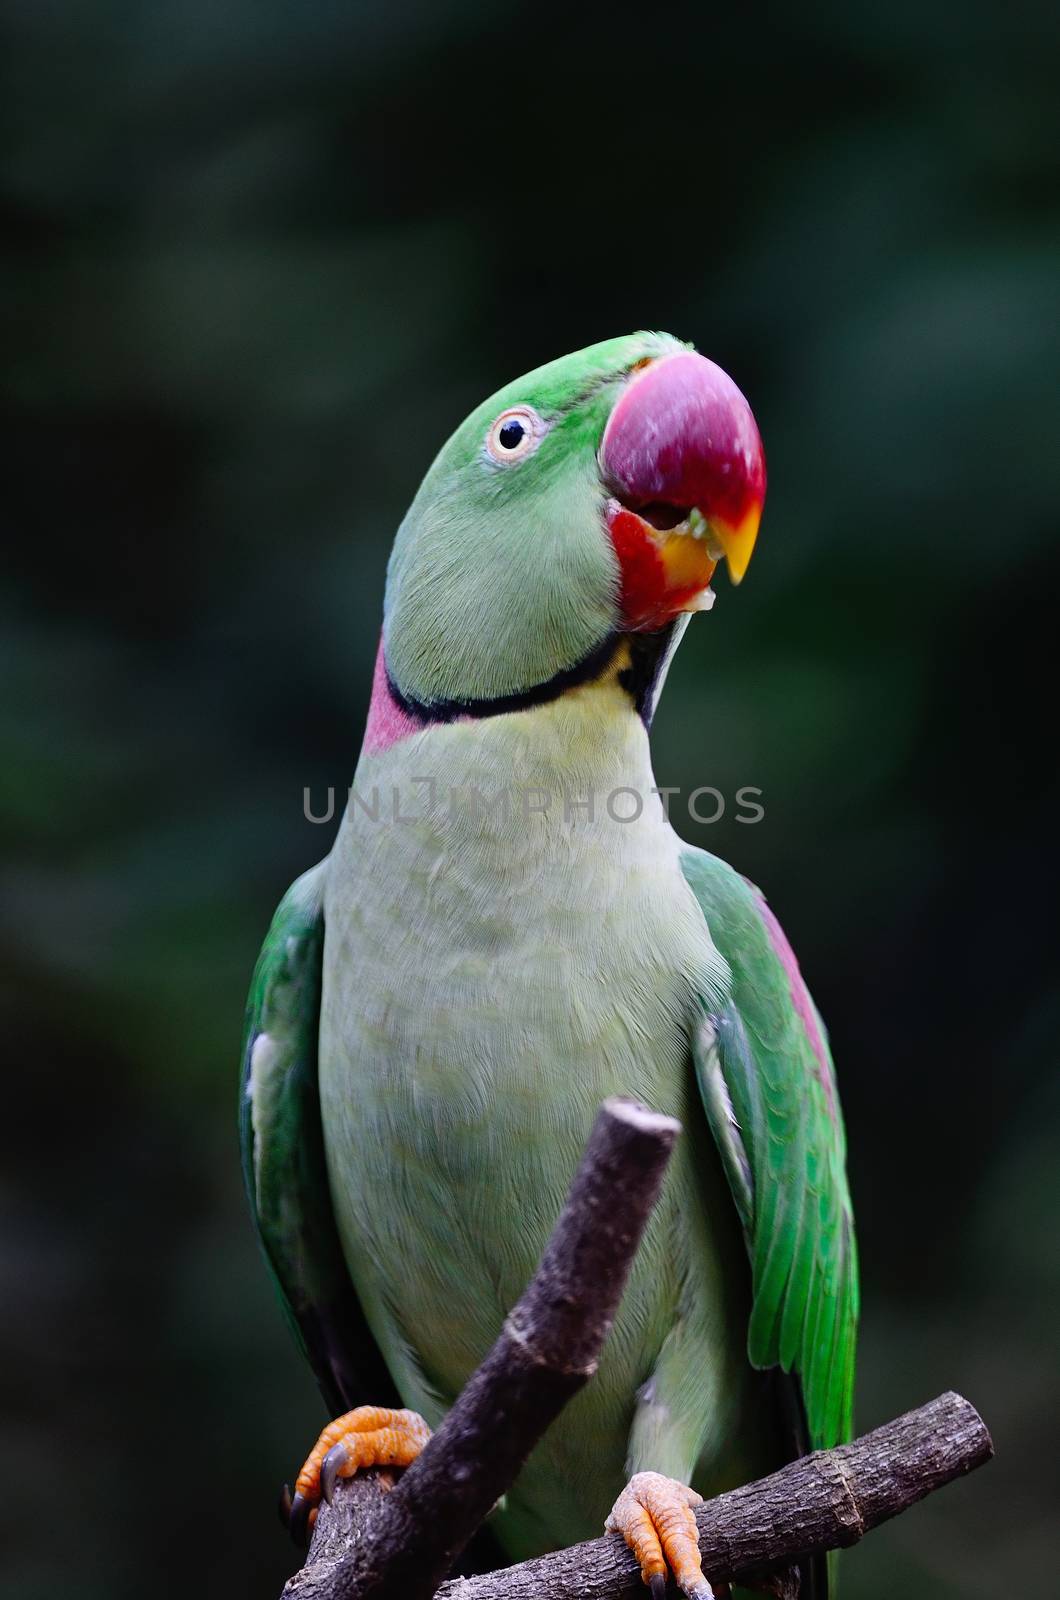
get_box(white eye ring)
[484,405,546,466]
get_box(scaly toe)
[285,1404,431,1545]
[607,1472,712,1600]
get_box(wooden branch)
[283,1097,681,1600]
[279,1097,992,1600]
[290,1392,992,1600]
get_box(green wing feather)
[239,861,398,1414]
[681,848,859,1453]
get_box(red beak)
[599,350,767,630]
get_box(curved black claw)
[649,1577,667,1600]
[321,1442,350,1506]
[277,1482,293,1529]
[288,1490,311,1549]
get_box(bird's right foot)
[279,1404,431,1547]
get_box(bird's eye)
[485,405,545,466]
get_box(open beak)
[599,351,766,630]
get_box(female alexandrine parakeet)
[240,333,858,1599]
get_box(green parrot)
[240,332,857,1599]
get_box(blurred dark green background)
[4,2,1058,1595]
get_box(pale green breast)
[318,682,757,1550]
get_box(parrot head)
[384,332,766,713]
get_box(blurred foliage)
[2,2,1058,1595]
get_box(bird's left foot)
[607,1472,715,1600]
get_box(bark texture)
[278,1096,992,1600]
[286,1393,992,1600]
[284,1098,681,1600]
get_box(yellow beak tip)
[713,508,761,586]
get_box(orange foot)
[607,1472,716,1600]
[280,1404,431,1547]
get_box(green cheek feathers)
[384,487,619,708]
[381,333,687,709]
